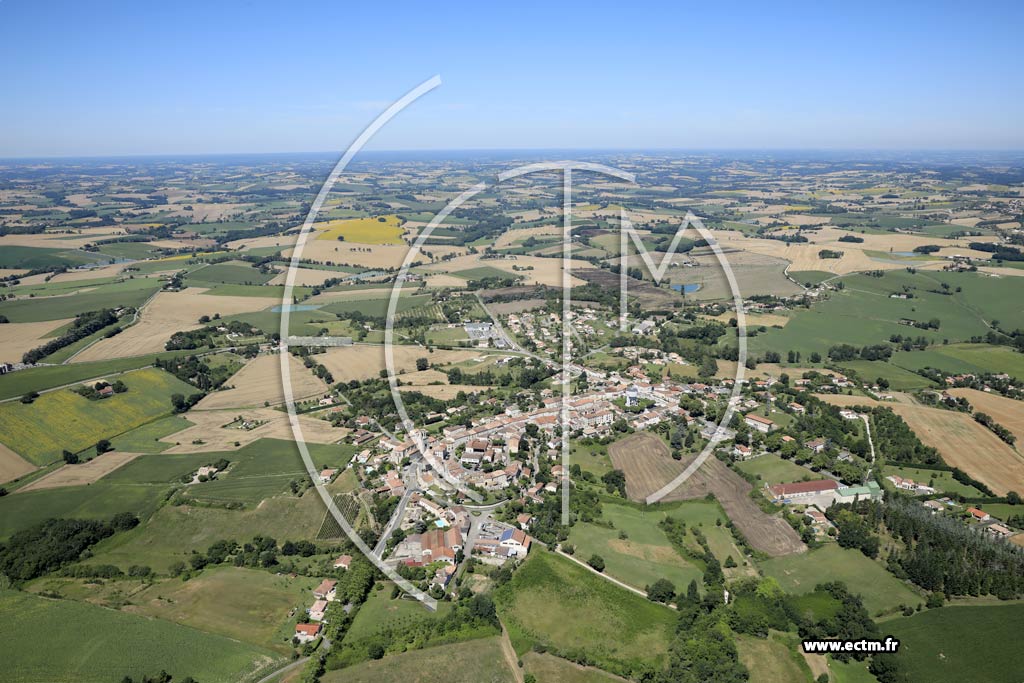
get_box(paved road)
[373,463,419,557]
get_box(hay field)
[0,317,74,363]
[17,451,142,492]
[267,266,350,286]
[891,404,1024,495]
[45,263,127,282]
[319,345,482,383]
[73,288,271,361]
[159,408,343,453]
[494,225,560,248]
[423,253,594,287]
[0,443,36,484]
[194,353,328,410]
[314,215,404,244]
[947,388,1024,447]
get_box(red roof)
[295,622,321,637]
[769,480,839,497]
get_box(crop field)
[788,270,834,286]
[495,550,676,678]
[0,589,280,683]
[16,451,142,492]
[660,457,805,557]
[320,293,432,318]
[72,288,273,361]
[881,464,986,497]
[836,359,936,390]
[321,637,514,683]
[125,566,318,652]
[0,244,104,269]
[195,352,328,410]
[319,345,484,383]
[0,443,37,485]
[0,367,195,466]
[0,279,160,323]
[568,501,704,591]
[894,343,1024,378]
[109,415,192,453]
[607,432,685,501]
[890,403,1024,495]
[736,454,817,485]
[884,604,1024,683]
[424,253,595,287]
[154,407,342,454]
[0,317,75,364]
[947,388,1024,445]
[186,261,275,285]
[315,214,405,244]
[760,545,922,617]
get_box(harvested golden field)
[0,268,30,278]
[424,273,468,288]
[194,353,328,410]
[314,214,404,244]
[494,225,560,248]
[947,389,1024,446]
[17,451,142,492]
[159,408,343,454]
[319,345,483,383]
[891,404,1024,495]
[46,263,128,282]
[0,318,74,363]
[73,288,271,361]
[267,267,349,287]
[0,443,36,484]
[422,253,594,287]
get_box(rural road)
[254,656,308,683]
[861,413,876,463]
[554,546,676,609]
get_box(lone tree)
[647,578,676,604]
[416,357,429,371]
[587,554,605,572]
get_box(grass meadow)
[736,454,818,485]
[321,637,514,683]
[884,604,1024,683]
[761,545,923,617]
[0,589,280,683]
[495,549,677,679]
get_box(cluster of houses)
[293,554,352,644]
[921,499,1017,540]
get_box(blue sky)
[1,1,1022,156]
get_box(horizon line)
[4,146,1024,163]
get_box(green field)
[882,465,986,497]
[321,294,433,318]
[0,589,281,683]
[182,439,353,506]
[884,604,1024,683]
[0,350,200,401]
[0,367,195,465]
[567,501,704,591]
[322,637,514,683]
[748,270,1014,358]
[828,657,877,683]
[109,415,192,453]
[761,545,922,617]
[0,245,104,269]
[736,454,817,485]
[451,266,514,281]
[0,279,160,322]
[343,582,453,643]
[186,262,275,285]
[837,359,936,390]
[495,550,676,678]
[893,343,1024,378]
[83,492,330,572]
